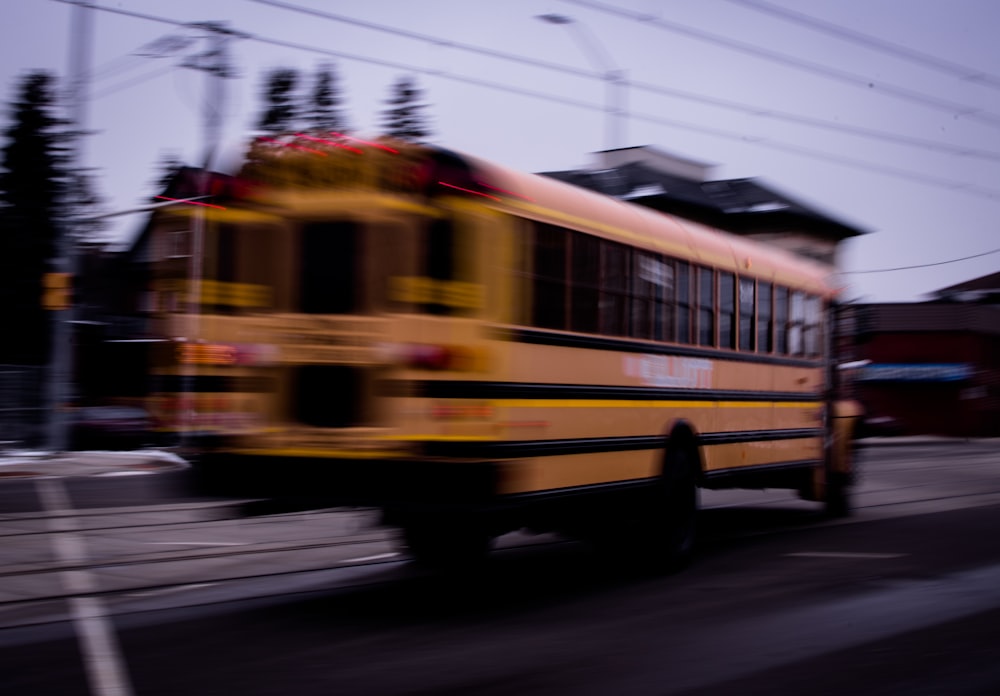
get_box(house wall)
[852,307,1000,437]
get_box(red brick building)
[850,272,1000,437]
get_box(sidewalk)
[0,448,189,480]
[857,436,1000,447]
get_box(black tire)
[649,443,700,571]
[401,518,492,570]
[588,444,699,573]
[824,469,851,518]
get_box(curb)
[0,449,189,480]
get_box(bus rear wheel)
[588,444,699,573]
[400,518,492,569]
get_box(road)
[2,440,1000,695]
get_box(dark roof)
[120,166,224,258]
[541,161,868,241]
[931,270,1000,298]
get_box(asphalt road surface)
[3,440,1000,695]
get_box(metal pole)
[47,0,95,452]
[179,23,239,449]
[537,13,627,151]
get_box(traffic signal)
[42,272,73,310]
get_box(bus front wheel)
[824,469,851,518]
[648,444,699,570]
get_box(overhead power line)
[52,0,182,28]
[86,34,198,89]
[92,63,178,99]
[842,246,1000,274]
[247,0,1000,164]
[558,0,1000,129]
[46,0,1000,201]
[727,0,1000,91]
[248,0,597,81]
[243,34,1000,199]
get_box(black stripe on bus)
[411,381,821,403]
[701,459,822,481]
[506,477,658,501]
[700,428,822,445]
[505,458,820,500]
[421,428,821,459]
[422,435,661,459]
[497,327,823,368]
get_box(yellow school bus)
[144,133,858,568]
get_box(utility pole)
[180,21,242,323]
[179,23,243,448]
[47,0,95,452]
[182,22,246,170]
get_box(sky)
[2,0,999,302]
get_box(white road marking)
[341,552,400,563]
[786,551,908,559]
[37,478,135,696]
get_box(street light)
[537,13,627,151]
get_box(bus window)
[426,218,453,281]
[676,261,692,344]
[216,224,237,285]
[199,223,276,314]
[631,253,658,340]
[570,231,600,334]
[789,291,805,356]
[531,222,568,330]
[719,272,736,349]
[739,277,755,351]
[198,223,235,314]
[375,220,417,313]
[300,221,359,314]
[657,258,676,343]
[774,286,789,354]
[600,241,629,337]
[697,267,715,347]
[293,365,364,428]
[803,295,823,357]
[424,217,455,315]
[643,255,674,342]
[757,282,772,353]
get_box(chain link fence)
[0,365,47,451]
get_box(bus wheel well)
[663,421,702,478]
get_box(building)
[850,272,1000,437]
[541,145,867,267]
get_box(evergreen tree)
[0,72,66,259]
[256,68,300,133]
[0,71,68,365]
[379,75,432,142]
[306,62,349,134]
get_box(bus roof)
[462,151,836,297]
[219,135,835,298]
